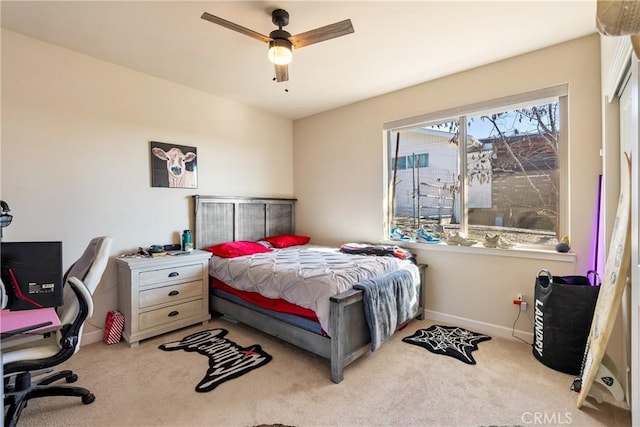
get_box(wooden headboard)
[192,195,297,249]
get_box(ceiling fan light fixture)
[268,39,293,65]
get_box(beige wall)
[1,30,294,339]
[293,35,602,338]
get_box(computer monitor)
[1,241,63,310]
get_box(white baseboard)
[81,311,534,347]
[81,329,104,346]
[424,309,534,344]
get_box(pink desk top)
[0,308,61,334]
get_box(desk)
[1,308,61,345]
[1,308,60,427]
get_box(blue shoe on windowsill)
[416,228,441,244]
[390,227,412,241]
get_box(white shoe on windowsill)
[444,232,477,246]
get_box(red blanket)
[211,278,319,322]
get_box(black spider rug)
[402,324,491,365]
[159,328,272,392]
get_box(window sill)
[380,239,576,263]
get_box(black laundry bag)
[532,269,600,375]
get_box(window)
[392,154,429,170]
[384,85,567,249]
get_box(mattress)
[209,245,420,336]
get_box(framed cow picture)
[150,141,198,188]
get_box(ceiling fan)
[201,9,354,83]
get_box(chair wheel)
[82,393,95,404]
[66,374,78,383]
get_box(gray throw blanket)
[353,269,417,352]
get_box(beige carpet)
[10,318,631,426]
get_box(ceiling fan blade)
[289,19,354,48]
[275,64,289,82]
[201,12,272,43]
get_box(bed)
[193,195,425,383]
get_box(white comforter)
[210,245,419,336]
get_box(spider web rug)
[159,328,272,392]
[402,324,491,365]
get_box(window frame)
[383,84,569,249]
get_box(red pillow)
[206,241,272,258]
[263,234,310,248]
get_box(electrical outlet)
[520,301,528,312]
[513,293,525,306]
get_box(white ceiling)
[1,1,598,120]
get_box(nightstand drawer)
[139,280,203,309]
[138,263,203,287]
[139,300,203,330]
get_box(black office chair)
[2,236,112,427]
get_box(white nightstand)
[116,249,211,347]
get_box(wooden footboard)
[329,289,370,383]
[329,263,426,382]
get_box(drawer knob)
[168,311,179,317]
[168,290,180,297]
[168,272,179,277]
